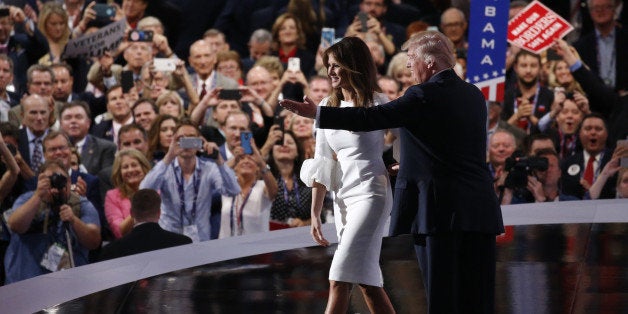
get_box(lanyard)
[230,181,257,236]
[280,175,301,207]
[173,163,201,228]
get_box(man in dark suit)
[574,0,628,93]
[0,55,19,122]
[51,63,107,119]
[59,101,116,175]
[91,85,133,142]
[561,113,616,199]
[281,31,504,313]
[17,94,50,186]
[99,189,192,261]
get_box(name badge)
[41,243,71,272]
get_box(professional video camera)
[503,152,549,190]
[49,173,68,212]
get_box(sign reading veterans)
[466,0,509,101]
[62,19,126,60]
[507,1,573,53]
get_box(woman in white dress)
[300,37,395,313]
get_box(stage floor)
[39,223,628,314]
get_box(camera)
[503,154,548,189]
[49,173,68,212]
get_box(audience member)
[561,113,615,199]
[440,7,468,51]
[105,148,152,239]
[219,140,278,238]
[4,159,100,284]
[241,29,273,74]
[131,98,158,132]
[587,144,628,199]
[59,101,116,175]
[488,129,517,182]
[270,13,315,75]
[147,114,177,163]
[91,85,133,143]
[140,119,240,242]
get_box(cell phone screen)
[240,132,253,155]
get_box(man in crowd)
[59,101,116,175]
[241,29,273,74]
[0,54,18,122]
[562,113,615,199]
[140,119,240,242]
[99,189,191,261]
[131,98,158,132]
[440,7,468,50]
[502,50,554,133]
[91,85,133,143]
[17,94,50,185]
[10,65,55,128]
[3,159,100,283]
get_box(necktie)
[583,155,595,186]
[31,138,43,174]
[199,82,207,99]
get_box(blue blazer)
[318,69,504,235]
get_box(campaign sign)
[466,0,509,101]
[507,1,573,54]
[62,19,126,60]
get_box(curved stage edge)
[0,199,627,313]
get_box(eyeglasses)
[591,4,615,12]
[218,64,239,71]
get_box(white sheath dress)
[301,95,393,287]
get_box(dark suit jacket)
[90,120,114,142]
[79,135,116,175]
[7,30,48,96]
[561,148,616,199]
[319,69,504,235]
[98,222,192,261]
[574,26,628,92]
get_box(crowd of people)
[0,0,624,300]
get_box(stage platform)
[1,199,627,313]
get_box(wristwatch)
[261,164,271,174]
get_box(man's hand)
[279,96,317,119]
[59,204,76,224]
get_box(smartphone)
[240,132,253,155]
[273,116,285,145]
[321,27,335,49]
[357,11,369,33]
[218,89,242,100]
[288,57,300,72]
[0,8,9,18]
[120,70,134,93]
[128,30,154,42]
[618,139,628,168]
[179,137,203,149]
[153,58,176,72]
[93,3,115,21]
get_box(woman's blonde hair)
[155,91,185,118]
[38,2,70,45]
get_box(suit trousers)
[414,231,496,314]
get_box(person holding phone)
[270,13,314,75]
[140,118,240,242]
[296,37,396,313]
[218,132,278,238]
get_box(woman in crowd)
[268,130,313,228]
[542,96,588,159]
[37,2,71,64]
[216,51,244,85]
[219,141,278,238]
[147,114,178,163]
[105,148,152,239]
[300,36,395,313]
[271,13,315,75]
[288,115,315,159]
[156,91,185,119]
[387,52,414,94]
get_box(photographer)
[4,159,100,284]
[500,149,578,204]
